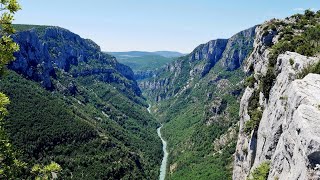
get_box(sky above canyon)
[15,0,320,53]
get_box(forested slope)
[1,25,162,179]
[140,27,256,179]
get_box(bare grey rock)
[140,27,256,102]
[10,26,141,96]
[233,19,320,180]
[220,26,256,71]
[267,74,320,180]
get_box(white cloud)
[293,8,305,11]
[293,8,318,12]
[311,8,317,12]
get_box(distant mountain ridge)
[109,51,185,59]
[153,51,186,58]
[109,51,185,80]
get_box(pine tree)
[0,0,28,179]
[0,1,62,179]
[0,0,21,76]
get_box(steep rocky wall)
[189,39,228,77]
[10,27,139,95]
[234,22,320,180]
[220,26,256,71]
[140,27,255,102]
[134,70,156,80]
[233,23,275,180]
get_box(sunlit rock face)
[10,26,140,95]
[233,21,320,180]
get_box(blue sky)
[15,0,320,53]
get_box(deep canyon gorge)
[1,6,320,180]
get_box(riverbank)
[147,104,168,180]
[157,125,168,180]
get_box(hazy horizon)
[15,0,320,53]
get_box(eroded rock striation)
[10,26,140,95]
[140,26,256,102]
[234,22,320,180]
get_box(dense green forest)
[139,10,320,180]
[1,70,162,179]
[110,51,179,73]
[117,54,175,72]
[2,2,320,179]
[0,22,163,179]
[143,51,249,179]
[159,66,243,180]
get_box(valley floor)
[157,125,168,180]
[149,104,169,180]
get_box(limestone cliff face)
[234,22,320,180]
[10,26,140,95]
[134,70,156,80]
[220,26,256,71]
[140,27,255,101]
[189,39,228,77]
[11,29,56,89]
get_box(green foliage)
[249,161,270,180]
[245,75,255,88]
[0,0,21,76]
[144,56,245,179]
[31,162,61,180]
[278,26,294,41]
[248,89,260,114]
[244,108,262,134]
[262,10,320,102]
[0,92,9,119]
[317,10,320,18]
[304,25,320,52]
[168,141,236,180]
[297,60,320,79]
[244,89,262,134]
[269,41,294,67]
[262,23,276,37]
[13,24,50,37]
[243,147,248,155]
[261,68,276,100]
[1,21,163,178]
[295,43,314,56]
[279,96,288,101]
[270,12,320,65]
[1,71,162,179]
[13,24,49,32]
[305,9,315,19]
[0,92,27,179]
[289,58,294,66]
[114,54,175,72]
[0,1,30,179]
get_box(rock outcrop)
[269,73,320,180]
[140,26,256,102]
[134,70,156,80]
[3,25,162,179]
[11,29,56,89]
[233,21,320,180]
[189,39,228,77]
[137,25,256,180]
[220,26,256,71]
[10,26,140,95]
